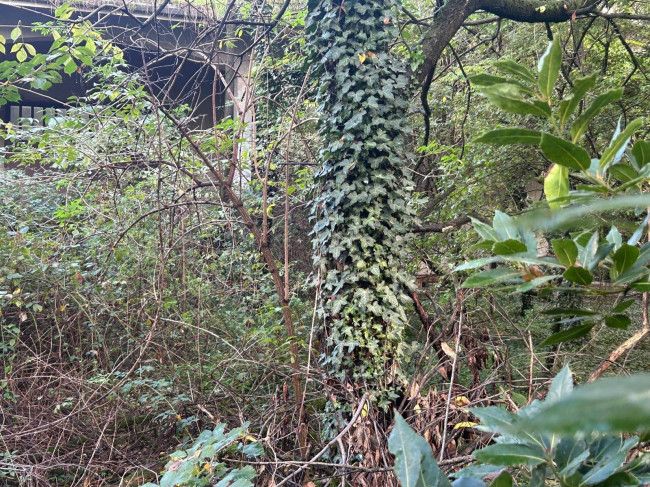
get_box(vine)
[307,0,416,392]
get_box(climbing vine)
[307,0,416,391]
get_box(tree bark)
[418,0,598,83]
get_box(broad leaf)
[552,239,578,267]
[494,59,536,83]
[493,239,528,255]
[509,374,650,435]
[599,118,644,170]
[541,323,595,346]
[571,89,623,142]
[604,314,631,330]
[480,84,551,117]
[563,266,593,285]
[538,37,562,103]
[462,268,523,288]
[473,444,546,467]
[389,413,451,487]
[469,406,519,435]
[608,164,638,182]
[475,128,542,146]
[544,164,569,210]
[541,133,591,171]
[546,364,573,403]
[558,74,597,129]
[631,140,650,168]
[613,244,639,275]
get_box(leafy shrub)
[142,423,262,487]
[389,366,650,486]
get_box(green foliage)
[141,424,261,487]
[391,367,650,487]
[388,413,450,487]
[460,33,650,347]
[307,0,417,388]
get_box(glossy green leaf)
[473,444,546,467]
[544,164,569,211]
[546,364,573,403]
[614,266,650,285]
[542,308,598,316]
[537,37,562,103]
[389,413,451,487]
[509,374,650,435]
[493,239,528,255]
[604,314,631,330]
[462,268,523,288]
[571,89,623,142]
[631,140,650,168]
[480,84,551,117]
[563,266,593,285]
[541,133,591,171]
[471,217,500,241]
[613,244,639,275]
[469,406,519,435]
[474,128,542,146]
[490,471,512,487]
[541,323,595,346]
[454,256,505,272]
[609,164,638,182]
[558,74,597,129]
[613,299,635,313]
[599,118,644,170]
[494,59,537,83]
[552,239,578,267]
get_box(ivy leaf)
[541,133,591,171]
[537,37,562,103]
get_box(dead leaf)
[441,341,456,359]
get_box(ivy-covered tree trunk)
[307,0,416,395]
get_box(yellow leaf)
[13,288,21,295]
[176,414,182,421]
[441,341,456,359]
[244,435,257,442]
[455,396,470,407]
[453,421,478,430]
[536,5,546,12]
[361,402,369,418]
[358,52,366,64]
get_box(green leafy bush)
[142,423,262,487]
[390,366,650,486]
